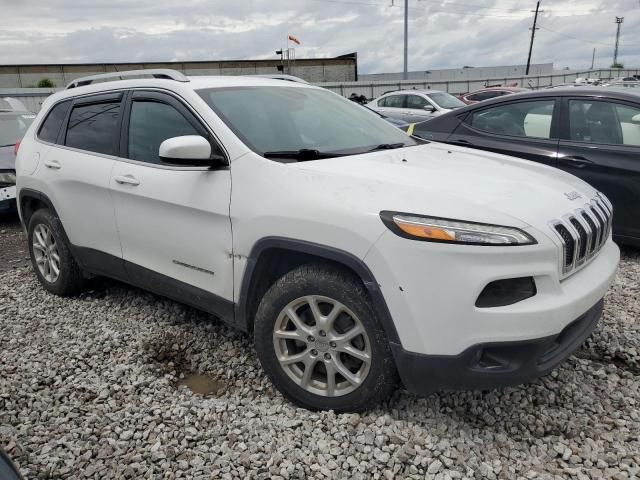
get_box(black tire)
[254,263,398,412]
[27,208,86,296]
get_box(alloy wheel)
[272,295,372,397]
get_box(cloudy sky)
[0,0,638,73]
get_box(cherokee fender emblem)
[564,191,582,201]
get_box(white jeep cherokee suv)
[16,69,619,412]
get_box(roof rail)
[250,74,309,84]
[66,69,189,89]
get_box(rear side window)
[569,100,640,146]
[38,101,71,144]
[380,95,405,108]
[65,101,121,156]
[128,101,199,164]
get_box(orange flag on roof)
[288,35,301,45]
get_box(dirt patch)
[141,331,226,396]
[178,374,224,395]
[0,213,29,274]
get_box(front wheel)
[254,263,398,412]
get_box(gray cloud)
[0,0,638,72]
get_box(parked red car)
[458,86,528,105]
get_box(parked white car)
[16,70,619,411]
[367,89,466,123]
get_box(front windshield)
[0,113,35,147]
[427,92,466,110]
[198,86,416,157]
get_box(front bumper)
[393,299,603,394]
[364,229,619,356]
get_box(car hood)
[0,146,14,171]
[291,142,598,231]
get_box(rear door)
[110,89,234,316]
[38,93,123,273]
[557,97,640,241]
[447,98,560,168]
[375,94,407,121]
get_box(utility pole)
[591,48,596,69]
[525,1,542,76]
[403,0,409,80]
[613,17,624,66]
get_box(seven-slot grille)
[551,193,613,277]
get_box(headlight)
[380,211,536,245]
[0,172,16,186]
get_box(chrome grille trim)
[550,193,613,278]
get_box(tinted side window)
[38,101,71,144]
[65,102,121,155]
[406,95,429,109]
[128,101,199,164]
[470,100,555,139]
[569,100,640,146]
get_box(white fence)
[317,68,640,99]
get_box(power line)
[415,0,530,12]
[538,25,640,47]
[308,0,528,18]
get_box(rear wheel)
[254,263,397,412]
[28,209,86,295]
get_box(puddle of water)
[178,374,224,395]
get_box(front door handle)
[114,174,140,186]
[44,159,61,170]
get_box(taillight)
[14,139,21,156]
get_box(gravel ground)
[1,214,639,479]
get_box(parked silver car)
[367,89,465,123]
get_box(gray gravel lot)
[1,214,639,479]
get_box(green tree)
[610,62,624,69]
[37,78,55,88]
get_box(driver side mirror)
[423,105,436,112]
[159,135,225,167]
[631,113,640,124]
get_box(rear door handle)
[44,160,61,170]
[114,174,140,186]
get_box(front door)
[110,90,234,317]
[448,98,560,168]
[405,94,437,123]
[557,97,640,242]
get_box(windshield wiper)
[365,142,406,152]
[262,149,342,161]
